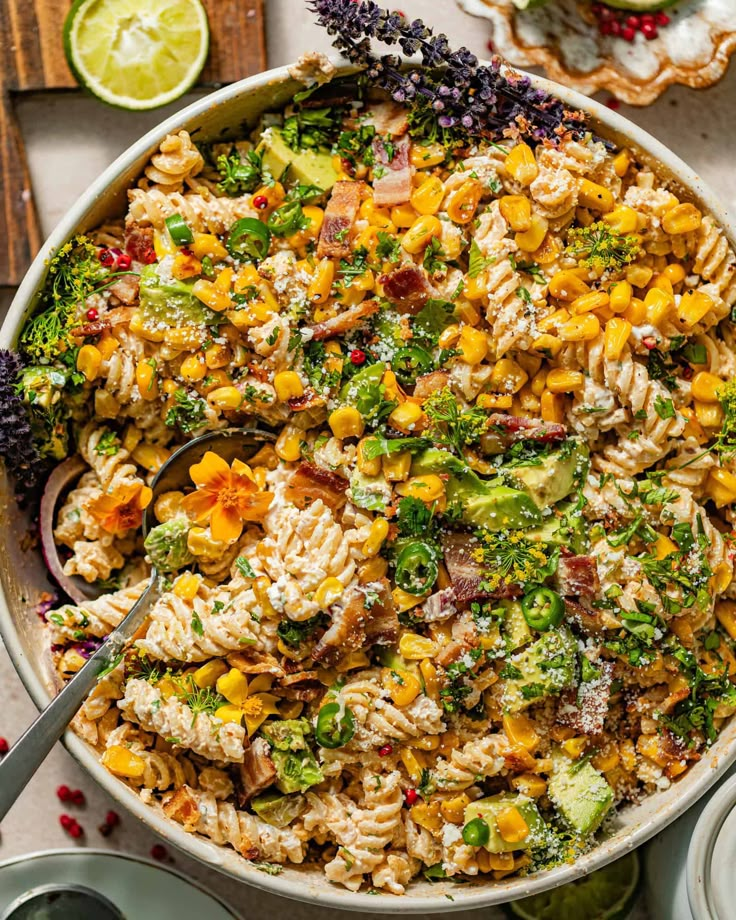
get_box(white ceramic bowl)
[2,60,736,913]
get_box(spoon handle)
[0,579,158,823]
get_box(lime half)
[603,0,679,9]
[509,851,640,920]
[64,0,210,110]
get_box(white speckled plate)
[457,0,736,104]
[0,850,239,920]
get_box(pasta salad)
[5,7,736,897]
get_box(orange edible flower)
[181,451,273,543]
[87,482,153,534]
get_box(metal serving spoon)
[0,428,273,823]
[1,884,124,920]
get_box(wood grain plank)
[0,0,266,286]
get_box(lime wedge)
[63,0,210,110]
[509,851,640,920]
[603,0,678,9]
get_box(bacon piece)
[306,298,380,341]
[372,135,412,208]
[413,370,450,401]
[288,388,326,412]
[563,599,610,636]
[285,462,348,512]
[71,320,109,339]
[364,102,409,137]
[555,555,600,598]
[312,580,398,666]
[317,180,362,259]
[108,273,140,305]
[421,587,457,623]
[558,660,614,735]
[435,610,479,668]
[236,738,277,807]
[441,533,522,603]
[163,786,200,831]
[124,224,156,264]
[380,264,436,314]
[107,306,138,327]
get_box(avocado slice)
[501,599,533,652]
[507,442,589,509]
[548,749,614,837]
[502,627,577,711]
[525,500,588,554]
[261,719,324,795]
[349,469,391,512]
[258,127,337,190]
[463,792,547,853]
[251,791,306,828]
[411,449,542,531]
[139,264,223,327]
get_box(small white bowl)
[2,59,736,913]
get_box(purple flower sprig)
[308,0,587,144]
[0,349,43,493]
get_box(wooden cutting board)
[0,0,266,287]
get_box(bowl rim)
[2,57,736,913]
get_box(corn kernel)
[180,353,206,382]
[578,179,614,213]
[663,263,686,285]
[496,806,530,843]
[592,748,621,773]
[476,393,513,410]
[288,205,324,247]
[383,450,412,482]
[458,326,489,364]
[190,233,228,262]
[273,371,304,403]
[76,345,102,382]
[383,668,422,707]
[391,586,427,612]
[399,633,438,660]
[164,325,205,350]
[571,290,610,314]
[411,176,445,215]
[410,143,446,168]
[626,263,654,289]
[604,317,632,361]
[194,659,229,689]
[613,149,631,177]
[505,143,538,186]
[446,180,483,224]
[644,287,674,326]
[274,427,301,463]
[358,556,389,584]
[356,438,382,477]
[561,736,588,759]
[402,215,443,254]
[662,203,702,235]
[510,773,548,797]
[559,313,600,342]
[515,215,548,252]
[192,279,232,313]
[391,203,419,229]
[604,205,638,234]
[503,713,540,752]
[541,390,565,424]
[695,400,724,429]
[389,401,425,434]
[173,573,201,601]
[397,474,446,503]
[456,300,481,325]
[314,577,344,609]
[135,358,159,401]
[132,443,170,474]
[253,575,278,618]
[205,342,231,369]
[707,468,736,508]
[154,491,184,524]
[609,280,633,313]
[438,324,461,349]
[549,270,590,302]
[691,371,723,403]
[716,602,736,640]
[362,518,389,557]
[207,386,244,410]
[545,368,584,393]
[420,658,440,701]
[308,259,335,304]
[329,406,365,440]
[102,745,146,779]
[532,333,563,358]
[499,195,532,232]
[250,182,284,212]
[490,357,529,394]
[677,290,714,328]
[360,197,394,231]
[623,297,647,325]
[440,794,471,825]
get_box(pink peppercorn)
[71,789,86,806]
[378,744,393,757]
[253,195,268,210]
[151,844,168,861]
[655,12,670,25]
[404,789,418,807]
[98,248,115,267]
[85,308,99,322]
[0,738,8,755]
[117,253,132,271]
[350,348,366,365]
[57,785,72,802]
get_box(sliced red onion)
[39,456,99,605]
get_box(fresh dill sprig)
[566,222,642,272]
[423,387,487,455]
[716,379,736,456]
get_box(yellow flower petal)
[210,503,244,543]
[189,451,232,489]
[181,489,218,523]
